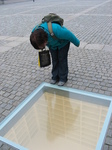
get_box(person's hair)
[30,28,48,49]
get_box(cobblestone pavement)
[0,0,112,149]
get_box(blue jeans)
[50,42,70,82]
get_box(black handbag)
[38,49,51,67]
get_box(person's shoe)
[50,79,57,84]
[58,81,66,86]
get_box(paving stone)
[15,91,23,96]
[100,82,107,86]
[6,36,19,41]
[77,81,83,86]
[3,92,11,97]
[0,46,12,53]
[13,101,21,106]
[108,88,112,92]
[5,41,22,47]
[2,97,10,103]
[95,85,102,89]
[0,116,5,122]
[109,146,112,150]
[72,84,79,89]
[8,99,15,105]
[0,36,10,40]
[44,78,50,82]
[0,141,3,147]
[107,129,112,137]
[105,137,112,145]
[0,107,4,113]
[9,147,19,150]
[103,45,112,51]
[0,144,10,150]
[0,101,2,105]
[16,37,28,42]
[85,87,92,92]
[88,84,95,88]
[101,86,108,91]
[8,94,16,99]
[72,81,78,85]
[85,43,104,50]
[103,145,109,150]
[5,104,13,110]
[2,110,10,116]
[66,83,73,87]
[104,91,111,96]
[110,123,112,129]
[78,85,86,90]
[13,96,21,101]
[99,90,105,94]
[1,103,7,108]
[79,41,87,49]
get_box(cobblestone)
[109,146,112,150]
[107,129,112,137]
[105,137,112,145]
[103,145,109,150]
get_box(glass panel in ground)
[4,92,108,150]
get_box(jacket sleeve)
[52,24,80,47]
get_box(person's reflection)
[45,92,80,141]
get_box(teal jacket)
[32,22,80,50]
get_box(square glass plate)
[0,82,112,150]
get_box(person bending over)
[30,22,80,86]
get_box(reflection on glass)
[4,92,108,150]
